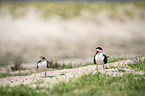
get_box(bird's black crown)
[39,56,46,59]
[96,47,103,50]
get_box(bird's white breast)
[95,52,104,65]
[38,60,48,72]
[38,60,47,67]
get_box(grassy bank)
[50,73,145,96]
[128,56,145,71]
[0,56,144,96]
[0,73,144,96]
[0,73,32,78]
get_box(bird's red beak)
[95,51,99,56]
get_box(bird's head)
[39,56,46,61]
[95,47,103,56]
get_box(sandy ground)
[0,59,144,88]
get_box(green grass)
[128,56,145,71]
[50,72,145,96]
[107,56,145,70]
[108,56,129,63]
[0,73,31,78]
[0,84,47,96]
[0,2,145,19]
[0,72,144,96]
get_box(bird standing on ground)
[37,56,50,78]
[94,47,109,69]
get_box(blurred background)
[0,0,145,66]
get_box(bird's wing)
[103,54,108,64]
[37,60,41,68]
[46,60,50,68]
[93,56,96,64]
[37,60,41,63]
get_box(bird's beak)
[94,51,99,56]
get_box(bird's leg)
[40,73,41,78]
[103,64,105,69]
[45,71,46,78]
[96,65,98,70]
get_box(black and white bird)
[93,47,109,69]
[37,56,50,78]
